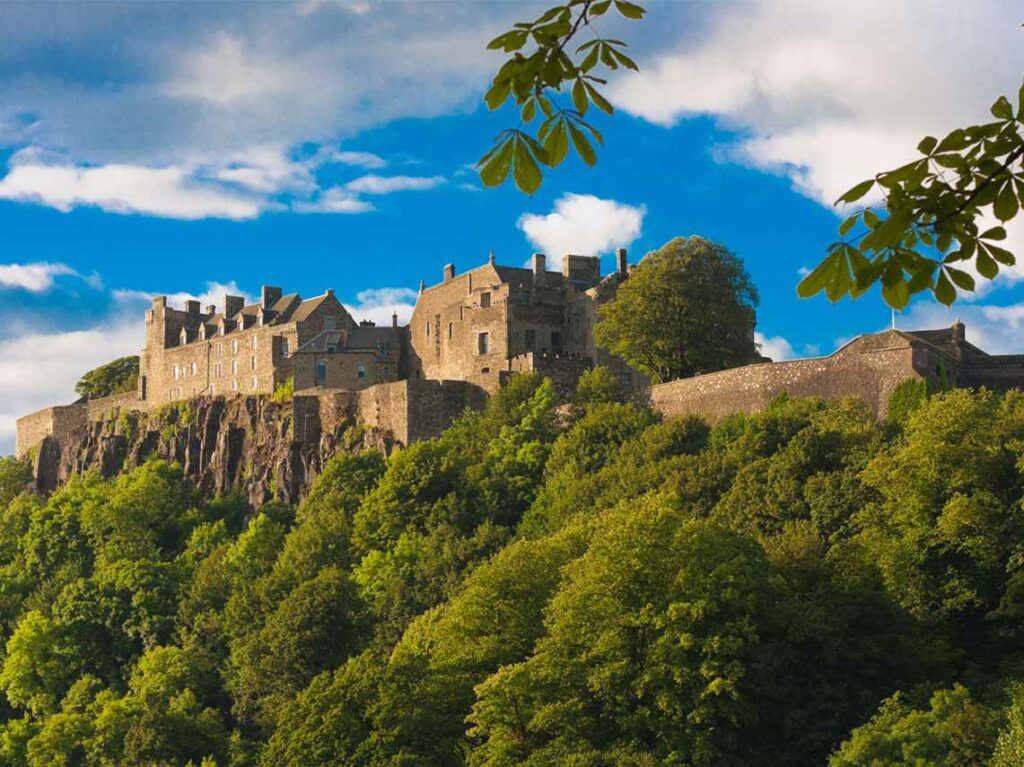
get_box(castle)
[15,248,1024,472]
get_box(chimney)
[489,250,496,265]
[952,318,966,346]
[617,247,628,277]
[392,311,398,329]
[419,279,425,294]
[185,300,200,323]
[205,304,216,315]
[443,263,455,282]
[532,252,546,287]
[261,285,282,309]
[224,295,244,318]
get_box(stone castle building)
[15,246,1024,471]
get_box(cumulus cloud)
[114,280,255,312]
[0,262,77,293]
[344,174,446,195]
[893,300,1024,357]
[328,151,386,169]
[345,287,418,326]
[0,322,144,454]
[754,331,798,361]
[518,194,646,259]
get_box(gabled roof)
[294,325,400,355]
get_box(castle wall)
[293,350,381,391]
[15,405,88,459]
[648,331,919,421]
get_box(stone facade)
[647,322,1024,421]
[407,249,644,394]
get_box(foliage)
[595,236,760,382]
[8,383,1024,764]
[0,458,32,508]
[800,81,1024,308]
[477,0,645,193]
[74,356,139,400]
[272,377,294,405]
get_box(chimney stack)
[617,247,628,277]
[261,285,282,309]
[224,295,244,318]
[532,252,546,287]
[392,311,398,329]
[205,304,216,315]
[185,300,200,323]
[443,263,455,282]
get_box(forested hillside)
[2,371,1024,766]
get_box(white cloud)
[114,280,255,312]
[755,331,798,361]
[293,188,376,214]
[0,262,77,292]
[345,286,417,326]
[344,174,446,195]
[609,1,1024,289]
[0,322,144,454]
[879,299,1024,357]
[518,193,646,258]
[328,151,386,169]
[0,153,265,220]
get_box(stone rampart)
[647,339,918,421]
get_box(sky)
[0,0,1023,453]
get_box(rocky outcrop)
[31,395,395,507]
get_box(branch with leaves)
[799,81,1024,309]
[476,0,645,194]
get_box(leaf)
[477,137,515,187]
[542,119,570,167]
[987,243,1016,267]
[580,45,600,72]
[1019,79,1024,118]
[835,178,875,205]
[994,181,1020,222]
[934,271,956,306]
[566,120,597,166]
[513,137,543,195]
[936,128,971,153]
[991,95,1014,120]
[917,136,938,155]
[976,247,999,279]
[521,99,537,123]
[797,251,843,299]
[881,274,910,310]
[488,30,528,51]
[838,213,859,237]
[610,48,639,71]
[980,226,1007,241]
[614,0,646,19]
[945,267,976,292]
[589,0,612,15]
[572,79,589,114]
[484,78,512,111]
[584,81,614,114]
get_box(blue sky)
[0,0,1022,452]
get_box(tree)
[478,0,646,194]
[74,356,139,400]
[0,459,31,509]
[595,236,760,382]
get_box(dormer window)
[327,344,337,354]
[180,329,188,344]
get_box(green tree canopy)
[74,357,139,400]
[594,236,761,382]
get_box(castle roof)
[294,324,400,355]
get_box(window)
[231,359,238,375]
[252,376,258,389]
[525,329,536,350]
[316,360,327,383]
[551,331,562,352]
[251,355,257,371]
[190,362,197,376]
[231,339,238,354]
[215,363,222,378]
[357,365,366,379]
[480,291,491,308]
[383,365,391,375]
[521,290,531,305]
[251,335,258,349]
[325,316,338,331]
[447,323,453,340]
[425,321,431,338]
[172,365,179,380]
[477,332,489,355]
[378,342,389,356]
[327,344,337,354]
[281,339,289,358]
[232,379,238,392]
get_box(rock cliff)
[30,395,393,507]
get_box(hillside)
[2,372,1024,766]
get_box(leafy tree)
[478,0,646,193]
[0,611,75,716]
[595,236,761,382]
[74,356,139,400]
[0,459,32,509]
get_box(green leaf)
[610,49,639,71]
[994,182,1019,222]
[513,137,543,194]
[881,274,910,310]
[987,243,1016,267]
[797,251,843,298]
[980,226,1007,240]
[838,213,859,237]
[934,271,955,306]
[487,30,529,51]
[521,99,537,123]
[566,119,597,166]
[477,137,515,187]
[835,178,875,205]
[589,0,612,15]
[572,79,589,114]
[936,128,971,153]
[542,119,570,167]
[976,247,999,279]
[584,81,614,114]
[580,44,600,72]
[484,78,512,111]
[991,95,1014,120]
[945,267,976,292]
[614,0,646,19]
[917,135,938,155]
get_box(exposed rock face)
[32,396,393,507]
